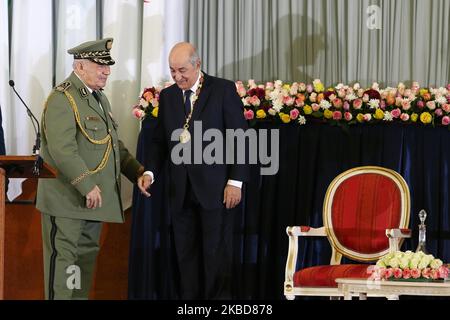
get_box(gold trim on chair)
[323,166,410,262]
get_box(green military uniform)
[36,38,143,299]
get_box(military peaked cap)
[68,38,115,65]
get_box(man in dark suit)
[142,42,249,299]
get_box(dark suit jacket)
[147,73,250,211]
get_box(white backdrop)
[1,0,185,205]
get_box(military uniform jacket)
[36,72,142,223]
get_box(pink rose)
[426,101,436,110]
[344,112,353,121]
[401,100,411,111]
[265,82,274,90]
[435,108,443,117]
[442,104,450,113]
[283,96,295,106]
[244,109,254,120]
[238,87,247,97]
[438,266,449,279]
[312,103,320,112]
[417,100,425,109]
[380,100,386,110]
[422,268,431,279]
[391,108,401,118]
[402,268,411,279]
[333,98,343,109]
[295,98,305,107]
[132,107,145,119]
[290,108,299,120]
[430,269,439,280]
[250,96,261,107]
[353,99,363,110]
[333,111,342,120]
[411,268,421,279]
[400,113,410,121]
[393,268,403,279]
[306,84,314,93]
[384,268,394,279]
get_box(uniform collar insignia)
[79,87,89,98]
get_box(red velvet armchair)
[284,166,411,299]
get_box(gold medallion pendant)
[179,129,191,143]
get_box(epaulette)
[55,81,71,92]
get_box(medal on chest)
[179,126,191,143]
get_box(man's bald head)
[169,42,201,90]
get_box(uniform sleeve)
[44,92,96,196]
[119,139,144,183]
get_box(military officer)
[36,38,151,300]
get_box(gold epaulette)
[55,81,71,92]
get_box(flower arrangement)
[368,251,449,281]
[237,79,450,128]
[132,80,450,129]
[132,86,161,120]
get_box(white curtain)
[55,0,97,83]
[103,0,142,208]
[6,0,53,200]
[0,0,10,153]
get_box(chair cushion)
[294,264,370,287]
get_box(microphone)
[9,80,42,176]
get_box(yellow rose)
[151,107,159,118]
[324,109,333,119]
[411,113,418,122]
[356,113,365,122]
[303,105,313,115]
[282,84,291,91]
[256,109,267,119]
[419,88,429,96]
[314,83,324,93]
[279,113,291,123]
[374,108,384,120]
[420,112,432,124]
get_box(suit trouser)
[41,213,102,300]
[171,180,234,300]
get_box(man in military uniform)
[36,38,151,300]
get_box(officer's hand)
[137,174,152,197]
[223,185,241,209]
[86,185,102,209]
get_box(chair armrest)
[386,228,411,252]
[385,228,411,239]
[287,226,327,237]
[285,226,326,295]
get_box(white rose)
[430,259,443,270]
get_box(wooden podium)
[0,155,57,300]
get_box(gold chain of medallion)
[183,72,204,131]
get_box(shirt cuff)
[227,179,242,189]
[143,171,155,184]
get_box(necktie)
[92,90,101,104]
[92,90,104,113]
[184,90,192,115]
